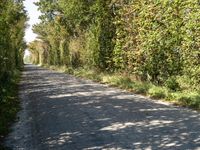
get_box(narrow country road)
[5,65,200,150]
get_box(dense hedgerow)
[0,0,26,146]
[0,0,26,104]
[31,0,199,91]
[0,0,26,86]
[113,0,200,89]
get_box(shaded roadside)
[5,65,200,150]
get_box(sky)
[24,0,41,43]
[23,0,41,56]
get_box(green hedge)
[33,0,199,91]
[113,0,200,89]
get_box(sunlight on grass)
[46,65,200,110]
[148,86,168,99]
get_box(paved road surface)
[5,65,200,150]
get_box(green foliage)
[132,82,151,95]
[113,0,184,83]
[167,92,200,109]
[181,0,200,89]
[0,0,27,85]
[74,68,102,81]
[165,77,180,91]
[0,1,26,147]
[48,64,200,110]
[0,70,20,148]
[178,93,200,108]
[102,75,133,89]
[31,0,200,109]
[148,86,168,99]
[32,0,115,70]
[0,3,26,139]
[84,25,100,68]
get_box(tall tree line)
[0,0,27,99]
[31,0,200,91]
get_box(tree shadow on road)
[6,65,200,150]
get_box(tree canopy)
[30,0,200,91]
[0,0,27,89]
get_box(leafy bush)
[112,0,200,89]
[165,77,180,91]
[177,92,200,108]
[31,0,200,109]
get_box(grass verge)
[46,65,200,110]
[0,70,21,149]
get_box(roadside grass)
[168,92,200,108]
[46,65,200,110]
[73,68,102,82]
[0,70,20,149]
[148,86,168,99]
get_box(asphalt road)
[5,65,200,150]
